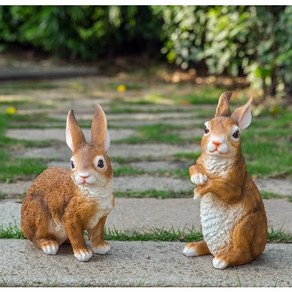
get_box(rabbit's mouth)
[209,149,229,155]
[74,175,97,186]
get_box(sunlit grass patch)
[0,114,47,182]
[0,224,25,239]
[173,152,201,162]
[115,189,191,199]
[116,124,185,144]
[172,86,224,105]
[242,135,292,178]
[5,113,64,129]
[260,191,283,200]
[104,227,203,242]
[268,227,292,243]
[0,80,60,95]
[114,166,146,177]
[1,224,291,243]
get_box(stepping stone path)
[0,73,291,287]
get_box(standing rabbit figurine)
[21,105,114,262]
[183,92,267,269]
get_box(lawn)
[0,77,291,190]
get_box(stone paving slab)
[49,110,201,122]
[109,119,204,127]
[0,240,291,287]
[0,64,99,80]
[1,175,291,198]
[17,143,199,160]
[1,198,291,234]
[7,128,135,142]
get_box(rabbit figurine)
[183,92,268,269]
[21,105,114,262]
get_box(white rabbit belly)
[49,220,67,244]
[79,183,114,229]
[200,192,244,255]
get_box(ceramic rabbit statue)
[183,92,267,269]
[21,105,114,262]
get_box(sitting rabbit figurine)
[21,105,114,262]
[183,92,267,269]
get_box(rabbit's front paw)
[190,173,207,186]
[193,188,201,200]
[183,243,198,257]
[213,257,228,269]
[41,240,59,255]
[92,241,111,255]
[74,248,93,262]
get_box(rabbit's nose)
[79,173,89,179]
[212,141,221,147]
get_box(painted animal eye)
[204,126,210,134]
[70,160,75,169]
[232,130,240,139]
[97,159,104,168]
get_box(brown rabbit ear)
[215,91,232,117]
[91,104,110,151]
[66,110,86,152]
[231,97,253,130]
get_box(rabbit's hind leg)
[212,215,259,269]
[88,216,111,255]
[212,247,252,269]
[35,238,59,255]
[183,240,211,257]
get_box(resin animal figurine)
[21,105,114,262]
[183,91,267,269]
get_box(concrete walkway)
[1,198,292,234]
[1,65,292,287]
[1,240,291,287]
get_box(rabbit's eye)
[97,159,104,168]
[204,126,210,134]
[232,130,240,139]
[70,160,75,169]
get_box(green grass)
[104,82,144,91]
[114,166,146,176]
[268,227,292,243]
[241,111,292,178]
[115,189,191,199]
[261,191,292,202]
[5,113,64,129]
[172,86,224,105]
[0,224,26,239]
[109,103,196,114]
[0,114,47,182]
[174,151,201,162]
[128,86,224,106]
[0,80,60,94]
[1,224,291,243]
[261,191,283,200]
[104,227,202,242]
[115,124,185,144]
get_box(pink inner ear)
[238,109,252,130]
[91,104,108,150]
[65,110,86,152]
[104,131,110,152]
[66,125,74,151]
[215,91,232,117]
[231,98,253,130]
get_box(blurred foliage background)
[0,6,291,102]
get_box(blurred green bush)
[0,6,291,101]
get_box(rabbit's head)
[201,92,252,159]
[66,105,112,187]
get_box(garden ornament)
[183,91,268,269]
[21,105,114,262]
